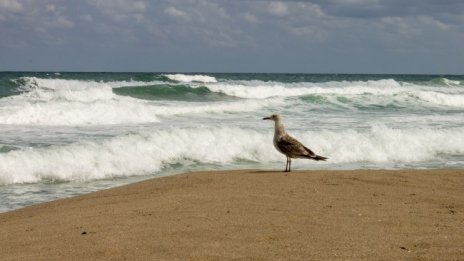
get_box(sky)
[1,0,463,74]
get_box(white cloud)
[329,0,380,4]
[289,26,326,41]
[46,4,56,13]
[91,0,146,14]
[0,0,23,12]
[52,15,74,28]
[269,2,288,16]
[418,16,449,31]
[0,1,74,29]
[164,6,189,20]
[0,0,23,20]
[2,0,464,73]
[89,0,147,22]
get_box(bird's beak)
[263,117,271,120]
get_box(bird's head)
[263,114,282,122]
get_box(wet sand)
[1,169,463,260]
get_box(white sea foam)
[0,96,277,125]
[149,98,282,116]
[0,77,277,125]
[0,98,162,125]
[1,78,160,124]
[200,79,401,99]
[442,78,461,86]
[1,125,463,184]
[0,128,276,184]
[308,125,464,163]
[200,79,464,108]
[19,77,163,91]
[415,91,464,107]
[165,74,218,83]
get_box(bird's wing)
[302,145,317,157]
[277,134,312,157]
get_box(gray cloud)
[0,0,463,73]
[89,0,147,22]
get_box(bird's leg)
[285,157,289,172]
[288,158,292,172]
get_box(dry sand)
[1,169,463,260]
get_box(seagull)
[263,114,327,172]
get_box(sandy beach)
[1,169,463,260]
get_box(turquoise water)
[1,72,463,212]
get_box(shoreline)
[1,169,463,260]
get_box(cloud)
[268,1,288,16]
[147,1,243,48]
[164,6,189,20]
[0,0,23,12]
[89,0,147,22]
[1,0,463,73]
[51,15,74,29]
[308,0,464,21]
[90,0,147,13]
[0,0,76,48]
[0,0,74,29]
[80,14,94,23]
[0,0,23,21]
[244,13,259,24]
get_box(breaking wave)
[1,125,463,184]
[164,74,218,83]
[200,79,464,108]
[113,84,230,101]
[0,77,277,125]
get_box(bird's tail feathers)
[305,155,328,161]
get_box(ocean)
[1,72,463,212]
